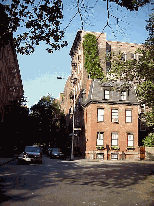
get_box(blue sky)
[16,0,153,108]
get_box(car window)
[52,148,59,152]
[25,147,40,153]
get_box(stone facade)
[61,30,144,160]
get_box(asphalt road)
[0,155,154,206]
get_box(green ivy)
[82,33,105,80]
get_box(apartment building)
[61,30,144,160]
[0,33,23,122]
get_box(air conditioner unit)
[113,118,119,123]
[71,62,77,67]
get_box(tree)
[0,99,30,156]
[142,133,154,147]
[0,0,153,55]
[107,13,154,131]
[30,95,66,147]
[0,0,67,54]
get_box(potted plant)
[111,146,120,150]
[96,146,104,150]
[126,146,135,150]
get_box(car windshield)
[52,148,59,152]
[25,147,40,153]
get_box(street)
[0,155,154,206]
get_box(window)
[111,132,118,146]
[140,121,146,131]
[106,62,111,72]
[121,91,126,100]
[78,55,81,61]
[97,108,104,122]
[141,104,145,113]
[111,153,118,160]
[120,53,126,61]
[97,132,104,146]
[112,109,118,122]
[127,134,134,147]
[131,53,136,59]
[126,110,132,123]
[104,90,109,99]
[97,153,104,159]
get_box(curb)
[0,158,14,166]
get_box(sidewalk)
[0,156,15,166]
[67,157,154,164]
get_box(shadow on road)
[0,157,154,205]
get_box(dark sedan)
[18,146,42,164]
[50,148,66,159]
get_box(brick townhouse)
[60,30,146,160]
[83,79,138,160]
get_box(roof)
[82,79,138,107]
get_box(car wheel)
[18,159,22,164]
[39,160,42,164]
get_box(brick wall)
[84,103,138,160]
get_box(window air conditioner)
[113,118,119,123]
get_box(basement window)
[111,153,118,160]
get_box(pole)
[71,87,75,160]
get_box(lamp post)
[70,86,76,160]
[57,76,76,161]
[70,77,77,161]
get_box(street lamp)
[70,77,77,161]
[57,76,77,161]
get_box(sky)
[15,0,153,108]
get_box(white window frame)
[111,132,118,146]
[97,132,104,146]
[111,153,118,160]
[131,53,136,59]
[121,52,126,61]
[126,110,132,123]
[127,134,134,147]
[104,90,110,99]
[97,153,104,159]
[124,53,126,61]
[141,104,145,113]
[121,91,126,100]
[112,109,118,122]
[97,108,104,122]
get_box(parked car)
[50,148,66,159]
[18,145,42,164]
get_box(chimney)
[86,79,92,99]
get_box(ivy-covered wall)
[82,33,105,80]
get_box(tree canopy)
[0,0,153,55]
[30,95,66,147]
[0,0,67,54]
[107,13,154,130]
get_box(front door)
[140,146,145,160]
